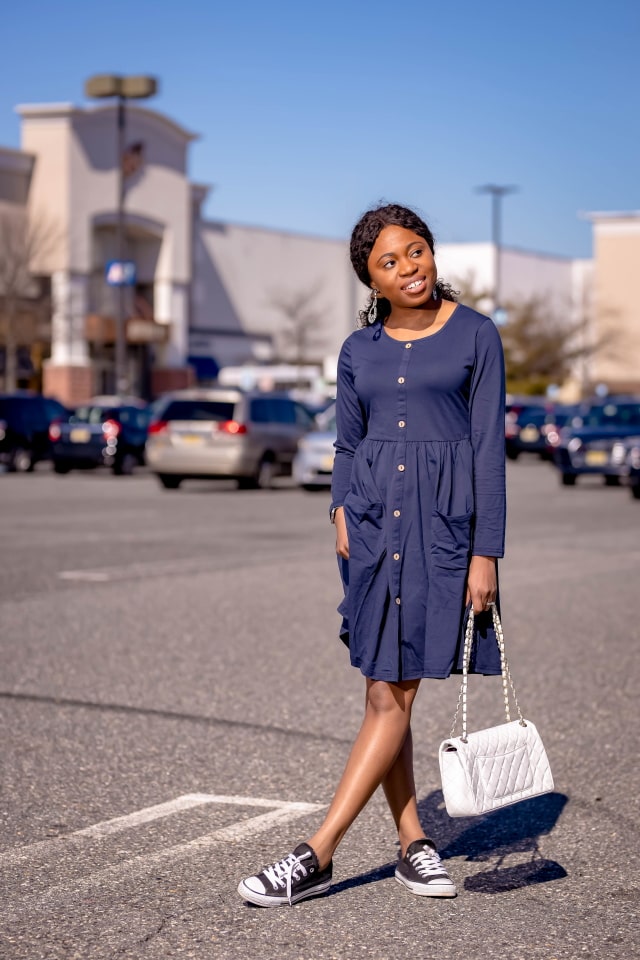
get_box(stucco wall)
[591,217,640,390]
[19,106,71,271]
[192,220,360,363]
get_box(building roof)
[16,102,199,143]
[582,210,640,221]
[0,144,35,174]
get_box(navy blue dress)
[330,305,506,681]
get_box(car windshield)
[579,402,640,428]
[551,406,580,426]
[72,406,117,424]
[161,400,236,422]
[71,406,147,426]
[516,409,548,426]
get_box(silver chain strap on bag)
[438,603,554,817]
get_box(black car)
[550,398,640,486]
[541,404,582,457]
[51,398,150,475]
[0,392,69,472]
[505,402,553,460]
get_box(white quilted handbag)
[439,604,554,817]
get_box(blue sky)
[2,0,638,257]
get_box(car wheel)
[631,484,640,501]
[11,448,33,473]
[113,453,136,476]
[53,461,71,475]
[604,475,620,487]
[561,473,576,486]
[158,474,182,489]
[256,456,276,489]
[506,449,520,462]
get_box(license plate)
[585,450,608,466]
[321,454,335,470]
[178,433,205,445]
[520,427,539,442]
[70,428,91,443]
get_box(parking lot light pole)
[84,74,158,396]
[476,184,518,322]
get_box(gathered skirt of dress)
[337,436,501,681]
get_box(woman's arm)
[467,318,506,611]
[469,318,506,558]
[331,338,366,558]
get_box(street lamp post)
[84,74,158,396]
[476,183,518,322]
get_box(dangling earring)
[367,290,378,324]
[432,284,439,301]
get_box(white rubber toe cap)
[242,876,267,896]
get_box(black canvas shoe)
[395,839,457,897]
[238,842,333,907]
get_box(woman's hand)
[465,555,497,613]
[334,507,349,559]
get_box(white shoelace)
[263,850,312,904]
[409,847,446,878]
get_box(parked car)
[623,436,640,500]
[0,392,69,472]
[505,404,552,460]
[146,389,316,489]
[50,397,150,475]
[550,397,640,486]
[541,404,582,458]
[293,403,336,490]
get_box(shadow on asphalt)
[419,789,569,893]
[328,791,568,898]
[327,862,397,898]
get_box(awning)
[187,355,219,381]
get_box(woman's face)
[367,225,437,309]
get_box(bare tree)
[0,206,58,391]
[268,282,328,371]
[499,295,620,396]
[449,269,492,312]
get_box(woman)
[238,203,506,906]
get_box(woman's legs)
[307,678,420,869]
[380,728,425,856]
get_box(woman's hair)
[349,203,458,326]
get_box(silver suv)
[146,388,315,489]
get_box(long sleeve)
[469,318,506,557]
[331,337,366,510]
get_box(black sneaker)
[237,842,332,907]
[395,839,457,897]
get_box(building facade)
[1,99,634,406]
[586,213,640,395]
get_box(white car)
[293,404,336,490]
[147,388,315,489]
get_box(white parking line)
[58,557,220,583]
[75,793,298,838]
[58,570,112,582]
[0,793,323,866]
[1,794,326,921]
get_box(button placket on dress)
[390,342,412,615]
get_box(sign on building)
[105,260,137,287]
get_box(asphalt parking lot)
[1,461,639,959]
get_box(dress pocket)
[342,492,387,643]
[343,492,385,562]
[430,510,473,572]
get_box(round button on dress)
[332,306,506,682]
